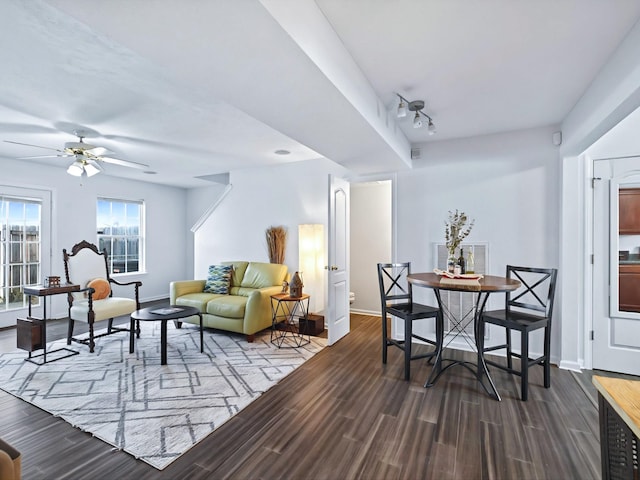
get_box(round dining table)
[407,272,521,401]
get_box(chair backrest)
[505,265,558,319]
[63,240,111,301]
[377,262,414,309]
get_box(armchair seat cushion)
[206,295,247,318]
[70,297,137,322]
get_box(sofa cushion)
[222,261,249,287]
[207,295,247,318]
[204,265,233,294]
[176,293,224,312]
[240,262,287,289]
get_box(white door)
[327,175,350,345]
[593,157,640,374]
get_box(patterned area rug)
[0,322,326,470]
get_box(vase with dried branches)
[445,210,474,272]
[265,225,287,264]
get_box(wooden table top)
[271,293,310,302]
[593,375,640,438]
[407,272,521,292]
[132,305,201,321]
[23,284,80,296]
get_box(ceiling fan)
[4,130,150,177]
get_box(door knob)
[330,265,338,271]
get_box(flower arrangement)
[445,209,474,258]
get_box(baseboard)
[350,308,379,316]
[142,295,170,303]
[559,360,583,372]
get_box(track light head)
[413,111,423,128]
[397,99,407,118]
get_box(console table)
[593,375,639,480]
[270,293,311,348]
[20,284,80,364]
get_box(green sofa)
[170,261,287,341]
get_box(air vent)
[411,147,421,160]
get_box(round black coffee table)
[129,305,203,365]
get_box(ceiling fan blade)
[0,123,58,134]
[86,146,112,156]
[4,140,64,152]
[98,156,150,170]
[18,154,72,159]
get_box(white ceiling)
[1,0,639,188]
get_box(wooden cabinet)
[619,188,640,234]
[619,264,640,312]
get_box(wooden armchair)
[0,438,21,480]
[63,240,142,352]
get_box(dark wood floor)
[0,310,607,479]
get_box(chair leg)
[89,321,95,353]
[107,318,113,334]
[67,319,75,345]
[382,314,388,365]
[505,327,512,370]
[404,317,412,381]
[521,331,529,401]
[543,326,551,389]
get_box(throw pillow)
[87,278,111,300]
[204,264,233,294]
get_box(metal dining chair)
[481,265,558,400]
[377,262,443,381]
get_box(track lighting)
[396,93,436,133]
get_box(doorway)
[349,179,393,315]
[592,156,640,375]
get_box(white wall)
[193,158,349,313]
[0,158,189,327]
[350,181,391,314]
[398,126,561,360]
[185,183,230,279]
[559,18,640,371]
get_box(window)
[97,198,144,274]
[0,195,41,311]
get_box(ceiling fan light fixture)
[67,161,84,177]
[84,161,102,177]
